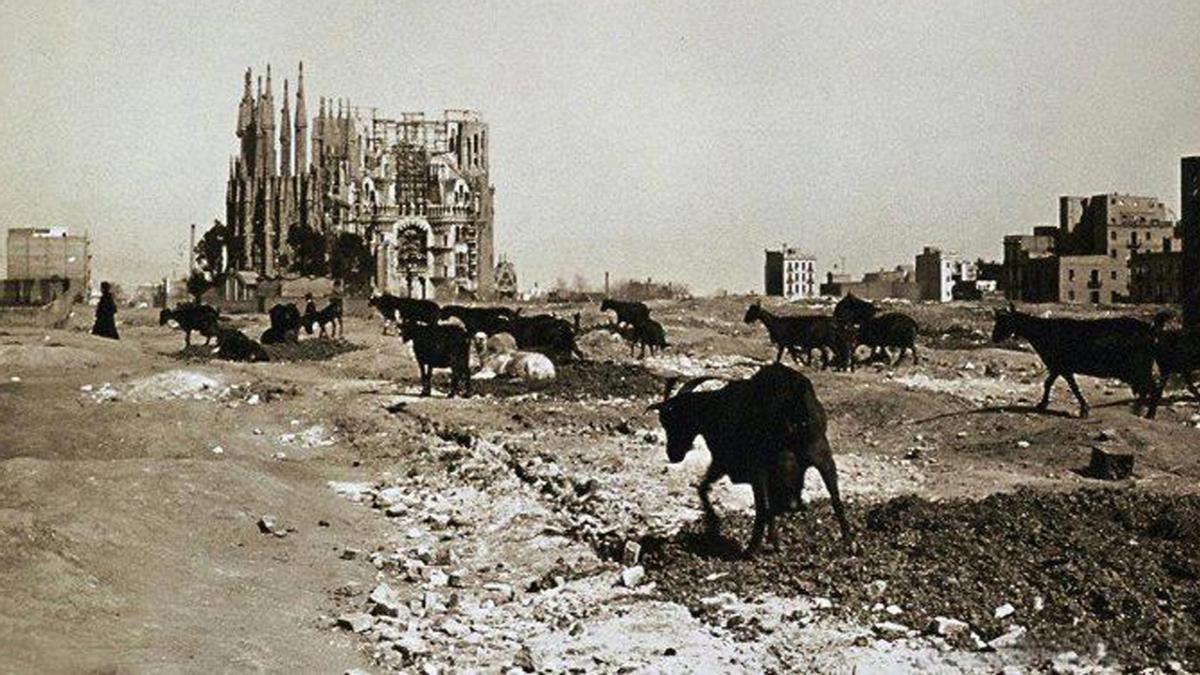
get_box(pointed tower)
[280,79,292,178]
[294,62,308,175]
[261,65,276,177]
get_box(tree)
[329,231,375,294]
[194,220,227,276]
[186,270,210,303]
[287,225,328,277]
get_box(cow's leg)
[812,438,852,544]
[1037,372,1060,411]
[1147,371,1170,420]
[184,329,191,347]
[1063,373,1090,418]
[420,364,432,397]
[697,464,723,535]
[910,344,920,364]
[745,476,769,556]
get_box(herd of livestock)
[151,291,1200,555]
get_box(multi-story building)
[764,246,817,300]
[1005,193,1182,305]
[915,247,976,302]
[1182,156,1200,328]
[1003,227,1060,302]
[1059,255,1125,305]
[1129,250,1183,304]
[3,227,90,304]
[224,64,495,300]
[1061,192,1179,263]
[820,266,920,300]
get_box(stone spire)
[280,79,292,178]
[294,61,308,174]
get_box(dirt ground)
[1,296,1198,673]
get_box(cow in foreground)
[646,363,853,556]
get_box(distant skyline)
[1,1,1199,293]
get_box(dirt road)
[1,297,1197,672]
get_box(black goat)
[215,328,269,362]
[303,297,343,338]
[601,298,651,327]
[625,317,668,358]
[261,303,302,345]
[854,313,920,365]
[159,303,220,347]
[991,304,1156,418]
[743,302,844,369]
[833,293,878,326]
[369,294,440,333]
[1147,311,1200,418]
[646,364,852,555]
[399,322,471,397]
[440,305,519,336]
[505,315,584,362]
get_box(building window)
[1068,269,1075,281]
[1090,290,1100,304]
[1110,270,1117,280]
[1069,290,1075,301]
[1111,249,1117,258]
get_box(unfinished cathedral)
[224,63,495,299]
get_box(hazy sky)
[2,1,1199,293]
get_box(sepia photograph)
[1,1,1199,672]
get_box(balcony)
[1087,279,1103,290]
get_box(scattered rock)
[994,602,1016,620]
[257,515,286,537]
[369,583,404,617]
[988,624,1027,649]
[873,621,911,639]
[926,616,970,637]
[620,565,646,588]
[622,540,642,566]
[337,613,375,633]
[1084,447,1134,480]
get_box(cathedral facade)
[225,63,495,299]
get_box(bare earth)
[1,297,1198,673]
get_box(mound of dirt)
[643,488,1200,669]
[473,360,663,400]
[173,338,361,363]
[0,344,102,370]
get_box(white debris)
[994,603,1015,619]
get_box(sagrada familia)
[224,63,496,299]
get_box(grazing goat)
[261,303,302,345]
[743,302,844,369]
[215,328,269,362]
[647,364,852,555]
[159,303,220,347]
[854,313,920,365]
[400,322,472,397]
[1147,310,1200,418]
[369,294,440,333]
[600,298,651,327]
[440,305,519,336]
[304,296,344,338]
[505,315,584,362]
[624,317,668,358]
[991,304,1156,418]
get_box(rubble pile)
[472,360,662,401]
[644,488,1200,668]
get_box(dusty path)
[2,298,1198,672]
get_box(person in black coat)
[91,281,119,340]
